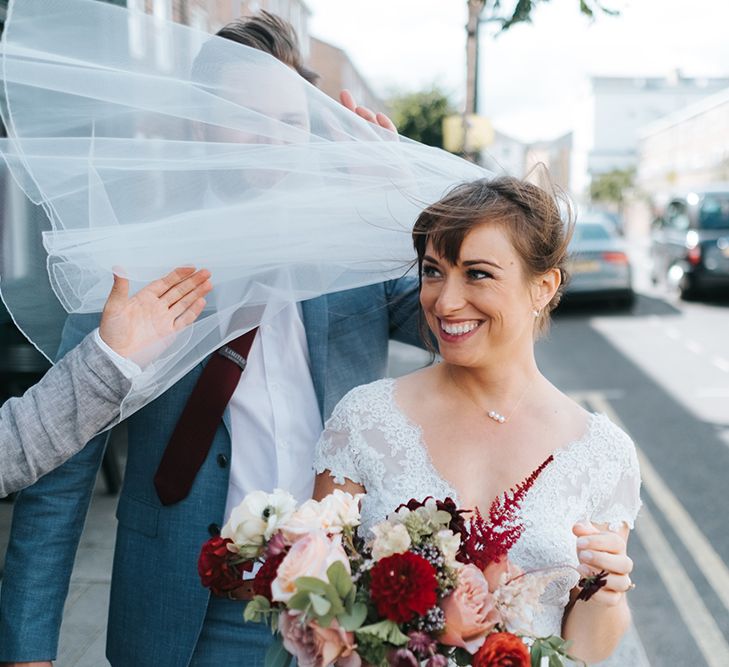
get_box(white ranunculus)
[280,491,363,542]
[435,529,461,567]
[222,488,296,557]
[319,490,362,532]
[371,522,412,561]
[279,499,324,542]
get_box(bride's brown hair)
[412,174,574,340]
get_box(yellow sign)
[443,114,494,153]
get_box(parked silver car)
[650,186,729,299]
[565,218,634,308]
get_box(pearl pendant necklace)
[488,410,507,424]
[448,367,533,426]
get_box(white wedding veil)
[0,0,491,421]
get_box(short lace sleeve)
[313,388,364,486]
[313,380,394,489]
[590,420,642,531]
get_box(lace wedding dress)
[313,378,642,640]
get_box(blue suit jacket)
[0,280,423,665]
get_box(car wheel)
[678,275,700,301]
[614,292,635,310]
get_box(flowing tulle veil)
[0,0,491,422]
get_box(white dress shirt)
[223,303,322,522]
[94,304,322,523]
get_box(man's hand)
[339,89,397,133]
[99,266,212,361]
[0,662,53,667]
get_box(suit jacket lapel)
[302,296,328,419]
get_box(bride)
[313,177,641,665]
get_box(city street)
[1,273,728,666]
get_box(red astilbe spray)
[461,455,554,569]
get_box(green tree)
[388,88,456,149]
[589,168,635,214]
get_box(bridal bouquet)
[198,486,600,667]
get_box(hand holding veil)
[0,0,490,422]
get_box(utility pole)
[463,0,485,160]
[465,0,485,116]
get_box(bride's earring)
[532,307,540,317]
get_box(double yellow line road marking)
[577,392,729,667]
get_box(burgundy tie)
[154,328,258,505]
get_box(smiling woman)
[413,177,574,346]
[314,175,642,665]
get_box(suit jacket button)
[208,523,220,537]
[217,454,229,468]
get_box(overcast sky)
[306,0,729,142]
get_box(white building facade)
[637,86,729,201]
[571,73,729,198]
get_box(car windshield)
[699,195,729,230]
[571,222,612,244]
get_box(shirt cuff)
[92,328,142,379]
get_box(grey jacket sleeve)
[0,332,131,497]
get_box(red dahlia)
[253,550,287,601]
[369,552,438,623]
[197,536,246,597]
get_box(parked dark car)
[650,186,729,299]
[565,218,634,308]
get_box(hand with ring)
[573,521,634,606]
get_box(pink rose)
[279,612,361,667]
[271,532,350,603]
[440,564,500,653]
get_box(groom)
[0,12,421,667]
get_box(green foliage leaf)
[294,576,330,596]
[243,595,272,623]
[453,647,473,666]
[531,643,543,667]
[287,590,312,612]
[531,636,584,667]
[356,620,409,646]
[310,593,332,617]
[327,561,354,599]
[354,632,389,667]
[264,636,293,667]
[337,601,368,631]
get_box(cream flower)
[281,491,363,542]
[221,488,296,557]
[370,522,412,561]
[434,529,461,568]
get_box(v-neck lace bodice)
[313,378,642,638]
